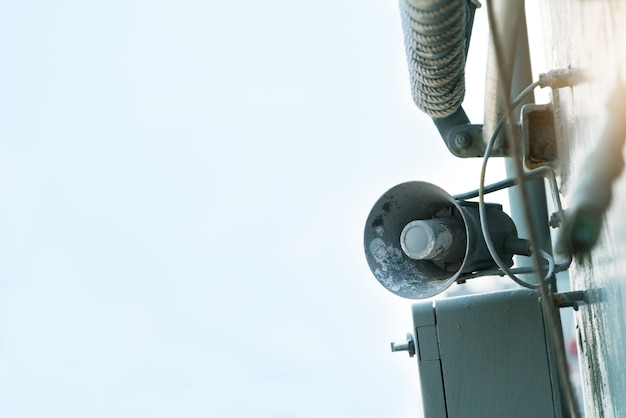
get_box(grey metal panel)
[418,360,447,418]
[411,289,562,418]
[416,325,439,361]
[412,299,436,327]
[412,301,446,417]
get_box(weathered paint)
[539,0,626,415]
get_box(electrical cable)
[539,248,555,280]
[478,81,542,289]
[484,1,582,416]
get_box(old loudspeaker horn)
[363,181,528,299]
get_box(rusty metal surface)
[539,0,626,415]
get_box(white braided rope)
[400,0,467,118]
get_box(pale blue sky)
[0,1,509,417]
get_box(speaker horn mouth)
[364,181,519,299]
[364,181,468,299]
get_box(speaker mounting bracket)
[453,166,572,283]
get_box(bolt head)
[454,133,472,149]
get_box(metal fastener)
[454,132,472,150]
[390,333,416,357]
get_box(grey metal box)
[412,289,563,417]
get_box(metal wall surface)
[538,1,626,415]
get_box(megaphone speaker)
[364,181,524,299]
